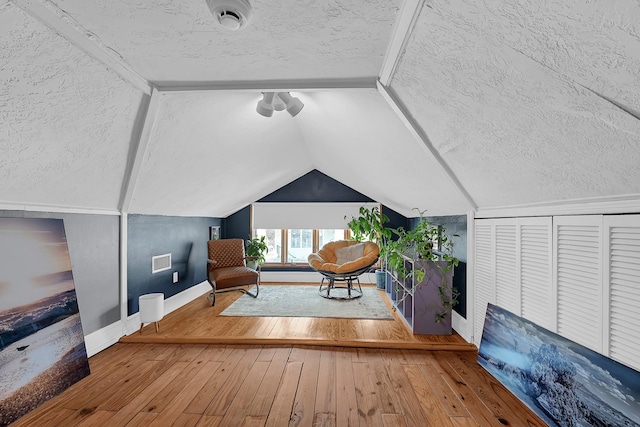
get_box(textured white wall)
[296,90,471,216]
[128,91,314,217]
[126,89,473,218]
[0,5,144,210]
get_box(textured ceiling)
[391,0,640,208]
[48,0,401,83]
[0,5,142,210]
[2,0,640,218]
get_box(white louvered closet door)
[520,218,553,330]
[474,218,552,345]
[553,215,603,353]
[495,222,519,314]
[474,220,494,345]
[604,215,640,371]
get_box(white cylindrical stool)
[139,293,164,333]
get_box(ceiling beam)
[154,77,378,93]
[377,80,478,211]
[379,0,425,86]
[11,0,151,95]
[119,88,161,212]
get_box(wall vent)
[152,253,171,274]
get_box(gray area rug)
[220,285,393,320]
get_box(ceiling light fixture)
[277,92,304,117]
[256,92,275,117]
[206,0,252,31]
[256,92,304,117]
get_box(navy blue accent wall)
[226,170,409,272]
[381,205,409,241]
[258,169,374,203]
[222,205,251,240]
[127,214,222,315]
[409,215,467,318]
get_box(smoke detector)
[206,0,252,31]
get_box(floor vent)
[152,253,171,273]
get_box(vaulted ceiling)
[2,0,639,218]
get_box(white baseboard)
[452,311,473,344]
[124,281,210,335]
[84,321,125,357]
[85,281,210,354]
[164,281,210,314]
[261,270,375,285]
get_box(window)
[319,229,345,248]
[254,228,349,266]
[255,229,282,263]
[287,229,313,263]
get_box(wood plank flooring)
[13,343,546,427]
[120,283,477,352]
[12,284,545,426]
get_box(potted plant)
[245,236,268,270]
[387,209,459,324]
[346,206,392,289]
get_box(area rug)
[220,285,393,320]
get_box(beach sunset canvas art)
[0,218,90,426]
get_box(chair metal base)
[318,275,363,300]
[207,283,259,306]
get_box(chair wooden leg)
[139,323,144,334]
[155,321,159,333]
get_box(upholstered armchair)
[308,240,379,299]
[206,238,260,306]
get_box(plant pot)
[375,269,386,290]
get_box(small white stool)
[139,293,164,333]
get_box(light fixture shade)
[277,92,304,117]
[256,92,275,117]
[272,94,287,111]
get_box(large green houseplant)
[346,206,392,289]
[245,236,268,269]
[387,209,459,323]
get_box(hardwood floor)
[12,284,545,426]
[121,284,477,352]
[13,343,545,426]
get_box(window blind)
[252,202,380,230]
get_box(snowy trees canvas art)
[478,303,640,427]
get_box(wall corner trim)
[452,311,473,344]
[376,81,477,211]
[378,0,424,85]
[475,194,640,218]
[12,0,151,94]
